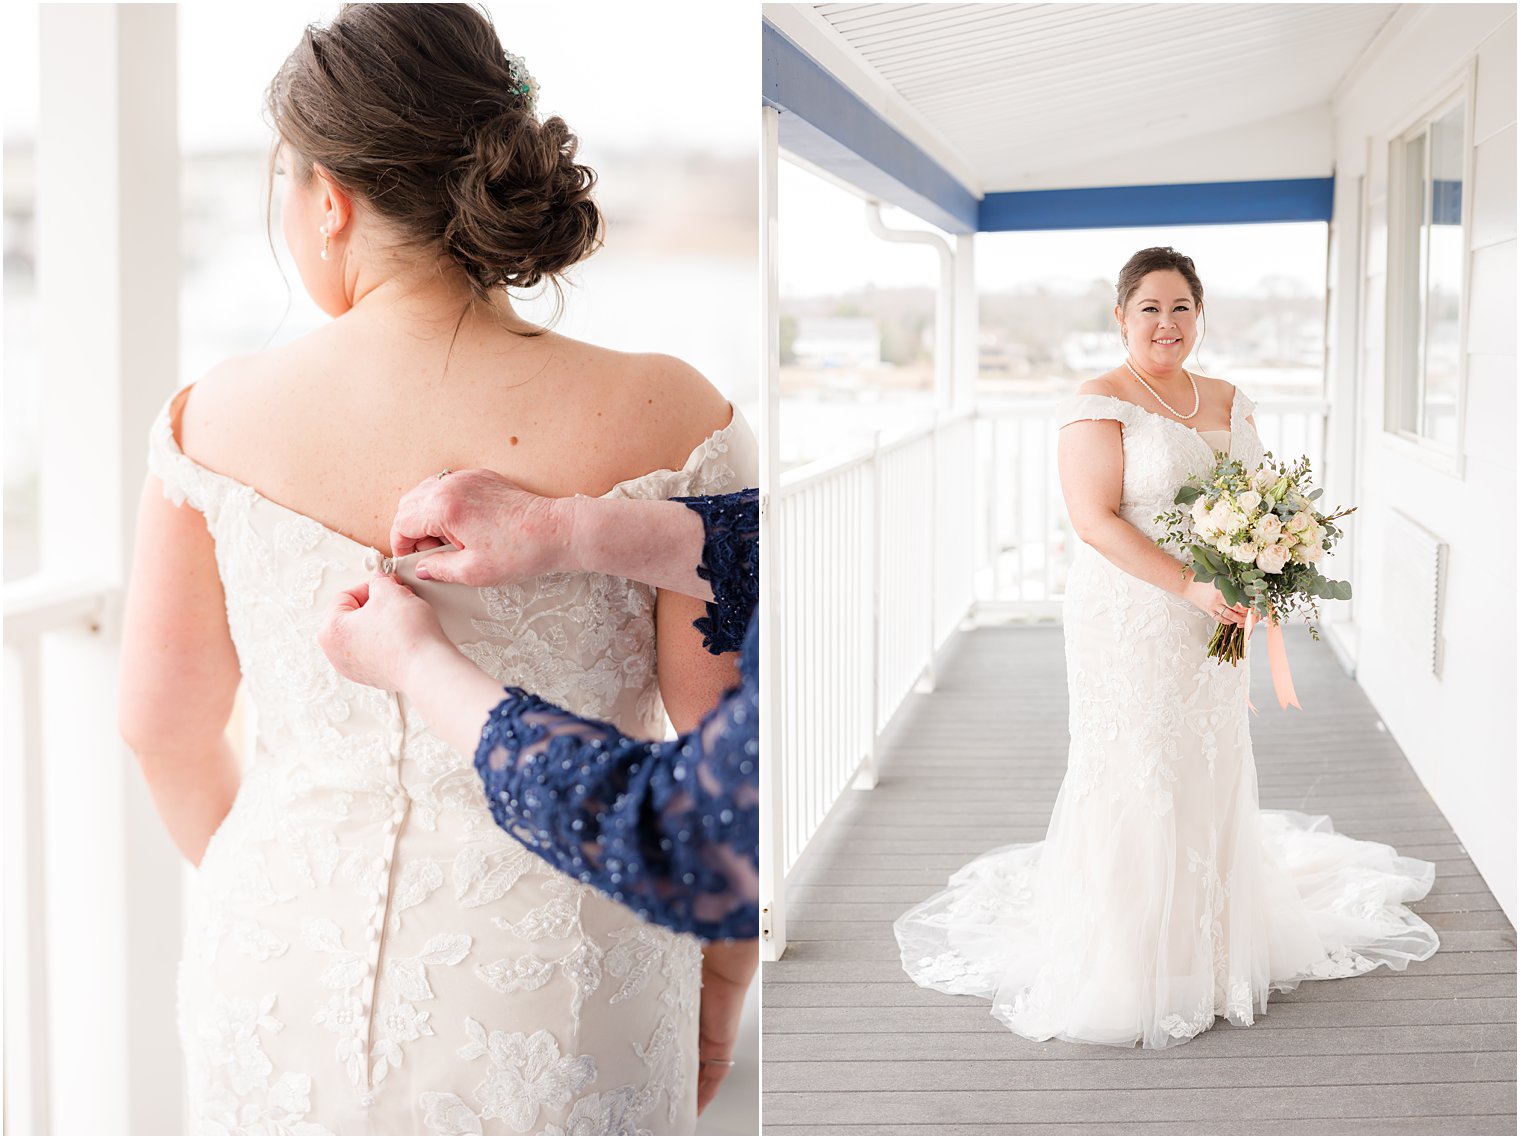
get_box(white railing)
[765,411,976,957]
[975,398,1330,615]
[874,429,935,730]
[934,415,978,644]
[774,447,873,881]
[2,579,116,1137]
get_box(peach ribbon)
[1243,610,1301,713]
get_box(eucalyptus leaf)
[1175,485,1203,505]
[1218,578,1243,607]
[1308,488,1323,500]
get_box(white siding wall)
[1327,5,1517,920]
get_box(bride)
[117,6,754,1132]
[895,246,1438,1049]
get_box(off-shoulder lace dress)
[895,387,1438,1049]
[474,489,759,942]
[148,386,758,1134]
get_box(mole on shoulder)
[509,436,519,446]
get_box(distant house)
[792,316,882,368]
[1061,330,1116,374]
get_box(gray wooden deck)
[762,624,1517,1135]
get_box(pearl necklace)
[1123,358,1200,420]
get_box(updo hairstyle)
[265,3,602,303]
[1115,246,1205,311]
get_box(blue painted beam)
[978,178,1335,231]
[762,20,978,235]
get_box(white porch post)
[953,233,978,415]
[855,431,882,791]
[1322,175,1363,671]
[35,4,184,1132]
[758,104,786,961]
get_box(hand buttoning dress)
[150,386,758,1133]
[895,388,1439,1049]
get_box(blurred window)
[1388,93,1467,451]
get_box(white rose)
[1253,514,1283,544]
[1286,510,1314,535]
[1196,500,1225,538]
[1291,540,1325,564]
[1236,490,1262,513]
[1255,543,1290,574]
[1252,466,1278,492]
[1230,540,1259,563]
[1190,497,1212,529]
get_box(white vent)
[1382,510,1447,678]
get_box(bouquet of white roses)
[1155,452,1355,666]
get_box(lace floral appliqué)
[672,489,757,655]
[475,622,759,941]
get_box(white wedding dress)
[895,388,1439,1049]
[148,386,757,1133]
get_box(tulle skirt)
[894,550,1440,1049]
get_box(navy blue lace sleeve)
[672,488,757,655]
[474,617,759,941]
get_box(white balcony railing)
[2,579,118,1136]
[765,412,976,957]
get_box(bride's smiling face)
[277,143,355,318]
[1116,268,1200,374]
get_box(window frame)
[1381,62,1477,478]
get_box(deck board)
[762,625,1516,1135]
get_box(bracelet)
[699,1058,736,1067]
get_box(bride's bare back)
[177,304,733,557]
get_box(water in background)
[4,147,757,582]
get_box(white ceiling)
[776,3,1404,193]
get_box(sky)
[779,159,1329,300]
[4,2,756,157]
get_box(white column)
[1322,177,1364,671]
[953,233,979,414]
[758,105,787,962]
[36,5,184,1132]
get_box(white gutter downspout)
[864,202,955,414]
[863,201,951,696]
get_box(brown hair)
[1115,246,1204,311]
[265,3,601,306]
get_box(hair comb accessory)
[503,50,539,113]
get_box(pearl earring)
[319,224,331,261]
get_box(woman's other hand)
[318,574,451,691]
[389,469,572,586]
[1182,577,1250,626]
[696,939,757,1114]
